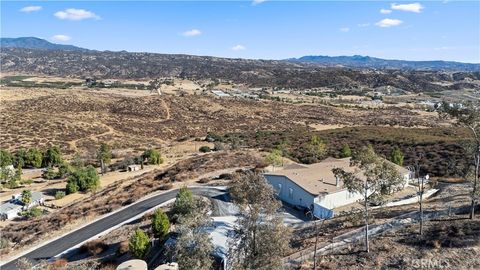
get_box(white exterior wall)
[314,190,363,210]
[264,175,315,209]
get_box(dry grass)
[0,88,444,156]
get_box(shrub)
[50,258,68,269]
[129,229,150,259]
[80,240,108,256]
[143,148,164,165]
[66,165,100,194]
[152,209,170,240]
[57,162,73,178]
[26,148,43,168]
[159,183,173,190]
[218,173,233,180]
[21,207,42,219]
[341,144,352,158]
[116,240,129,255]
[199,146,211,153]
[173,186,194,218]
[42,166,57,180]
[55,191,66,200]
[0,149,13,167]
[198,177,211,184]
[42,146,62,167]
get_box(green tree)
[333,145,402,252]
[21,190,32,205]
[341,144,352,158]
[42,166,57,180]
[26,148,43,168]
[174,190,214,270]
[142,149,163,165]
[151,209,170,240]
[97,143,112,174]
[265,149,283,169]
[43,146,62,167]
[14,149,27,168]
[309,135,327,162]
[129,229,150,259]
[173,186,194,220]
[66,181,79,194]
[229,172,291,270]
[57,162,73,179]
[66,166,100,194]
[390,146,404,166]
[0,149,13,167]
[175,228,213,270]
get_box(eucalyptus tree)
[333,145,402,252]
[440,101,479,219]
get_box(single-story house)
[264,157,411,219]
[10,191,45,209]
[127,164,141,172]
[211,90,230,97]
[0,202,22,220]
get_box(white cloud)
[391,3,424,13]
[182,29,202,37]
[358,23,370,27]
[380,9,392,14]
[231,45,246,51]
[51,35,71,42]
[54,8,100,21]
[20,6,42,13]
[375,18,403,28]
[340,27,350,32]
[252,0,267,5]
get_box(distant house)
[0,202,22,220]
[264,157,411,219]
[127,165,141,172]
[211,90,230,97]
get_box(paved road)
[1,187,227,270]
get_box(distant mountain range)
[1,37,87,52]
[1,37,478,71]
[287,55,480,72]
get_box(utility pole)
[419,174,429,235]
[312,217,325,270]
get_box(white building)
[0,202,22,220]
[264,157,411,219]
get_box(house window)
[289,188,293,199]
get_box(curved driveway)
[1,187,227,270]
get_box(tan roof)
[265,157,408,196]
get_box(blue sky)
[1,1,479,62]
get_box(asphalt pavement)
[0,187,227,270]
